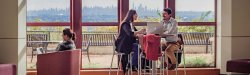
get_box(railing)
[26,31,214,47]
[82,32,117,46]
[180,32,214,45]
[27,31,118,46]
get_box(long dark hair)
[63,28,76,40]
[122,9,137,22]
[119,9,137,33]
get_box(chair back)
[113,35,117,52]
[83,36,92,51]
[0,64,16,75]
[37,49,81,75]
[178,34,184,51]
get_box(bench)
[180,32,214,53]
[26,31,214,54]
[82,33,117,46]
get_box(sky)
[129,0,164,10]
[27,0,214,11]
[176,0,214,11]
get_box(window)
[27,26,70,69]
[27,0,70,69]
[176,0,215,22]
[82,0,118,22]
[174,0,216,67]
[27,0,70,22]
[130,0,164,22]
[82,26,118,68]
[178,26,215,67]
[26,0,217,70]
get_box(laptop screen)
[146,22,164,35]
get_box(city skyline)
[28,0,214,11]
[27,6,214,22]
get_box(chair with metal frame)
[175,33,187,75]
[166,34,187,75]
[109,34,125,75]
[27,34,49,63]
[82,36,92,63]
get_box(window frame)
[26,0,217,70]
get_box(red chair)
[0,64,16,75]
[37,49,81,75]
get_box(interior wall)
[217,0,250,74]
[231,0,250,59]
[0,0,27,75]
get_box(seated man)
[161,8,180,70]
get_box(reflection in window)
[176,0,215,22]
[27,0,70,22]
[82,0,118,22]
[130,0,164,22]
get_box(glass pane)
[27,0,70,22]
[130,0,164,22]
[82,26,118,68]
[178,26,215,67]
[176,0,215,22]
[27,26,70,69]
[82,0,118,22]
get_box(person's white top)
[161,17,178,42]
[130,23,135,32]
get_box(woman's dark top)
[56,40,76,51]
[115,21,137,54]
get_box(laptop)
[146,22,164,35]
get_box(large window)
[175,0,216,67]
[26,26,70,69]
[26,0,217,70]
[27,0,70,69]
[178,26,215,67]
[129,0,164,22]
[27,0,70,22]
[176,0,215,22]
[82,26,118,68]
[82,0,118,22]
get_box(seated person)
[116,9,145,75]
[56,28,76,51]
[161,8,180,70]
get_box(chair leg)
[175,52,178,75]
[183,50,186,75]
[109,52,115,75]
[129,53,133,75]
[117,55,123,75]
[31,49,34,63]
[87,50,91,63]
[125,55,130,75]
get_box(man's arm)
[161,20,176,37]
